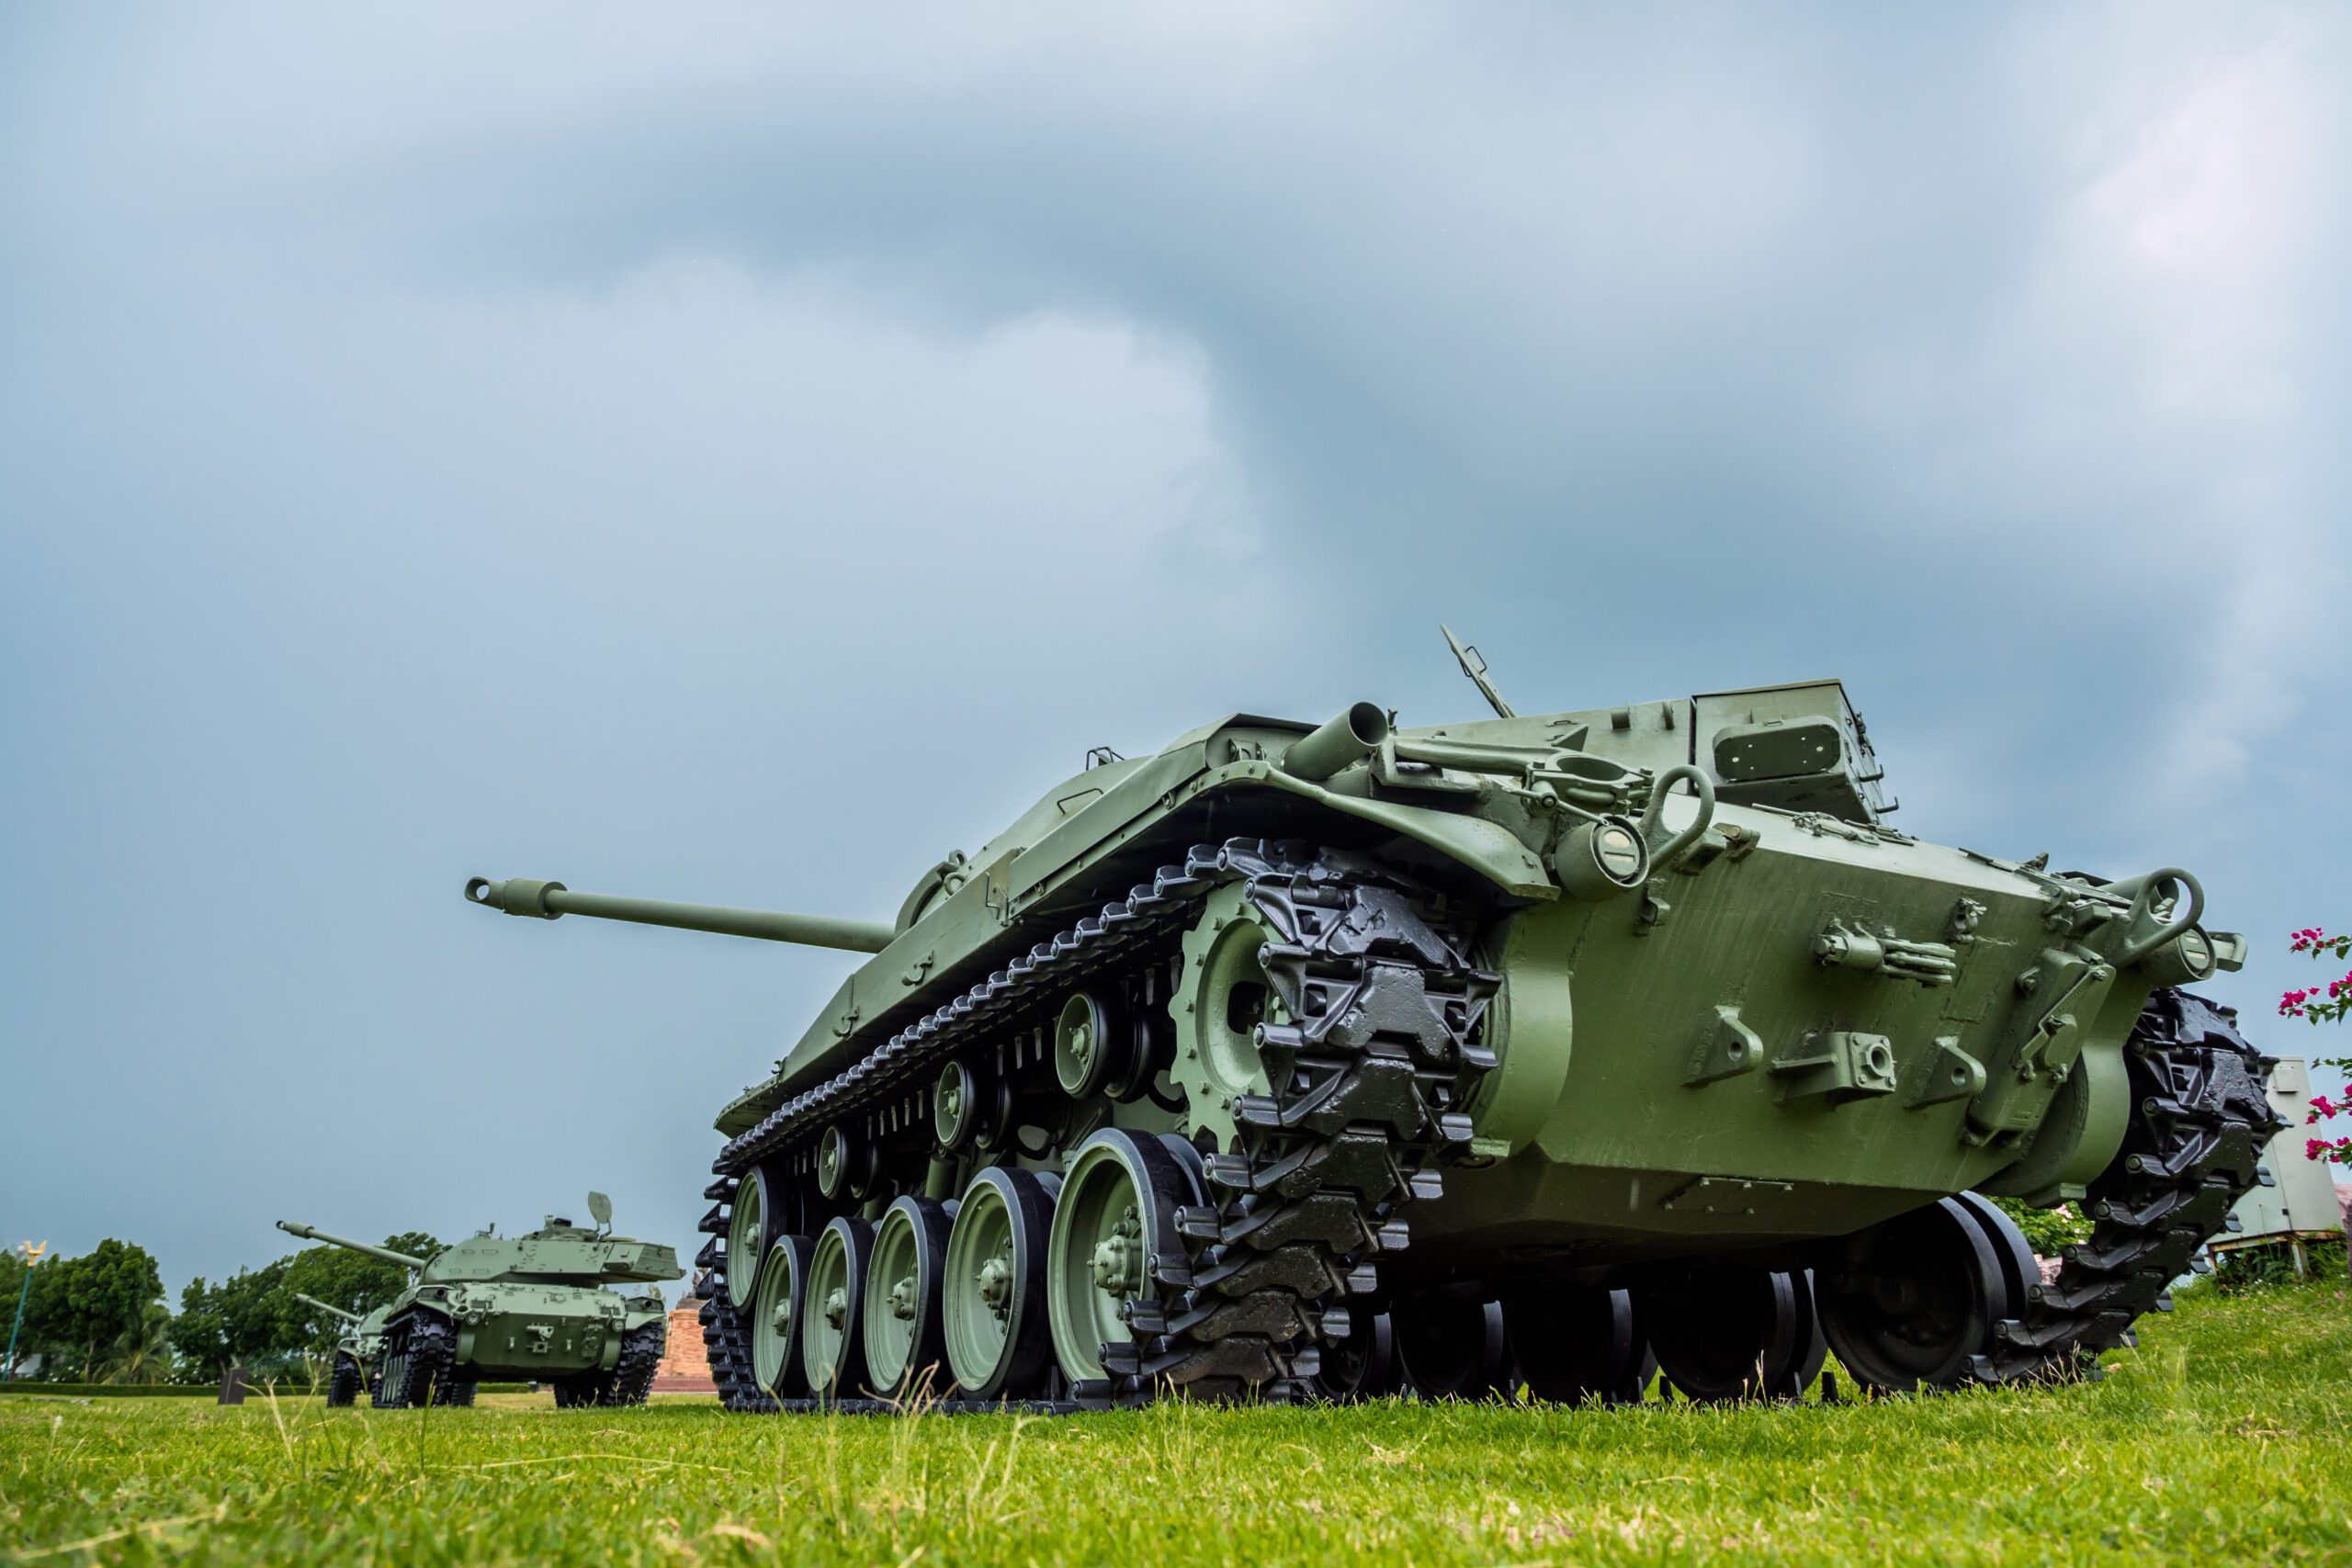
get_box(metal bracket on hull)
[1905,1037,1987,1108]
[1657,1175,1799,1218]
[1770,1032,1900,1104]
[1685,1007,1766,1088]
[1967,944,2116,1141]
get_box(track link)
[698,1286,776,1413]
[602,1321,665,1405]
[326,1352,362,1408]
[701,839,1493,1405]
[375,1313,458,1409]
[1117,842,1495,1397]
[1973,989,2284,1382]
[552,1321,668,1407]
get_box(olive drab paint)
[468,633,2274,1409]
[276,1202,682,1408]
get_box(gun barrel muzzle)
[465,877,895,954]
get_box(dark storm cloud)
[3,4,2345,1287]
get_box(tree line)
[2,1233,438,1385]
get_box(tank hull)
[1427,801,2149,1265]
[443,1291,628,1380]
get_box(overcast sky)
[6,4,2347,1294]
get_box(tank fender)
[1208,764,1554,898]
[756,746,1555,1115]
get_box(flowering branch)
[2282,927,2352,1166]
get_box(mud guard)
[1214,766,1554,899]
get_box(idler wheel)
[1634,1267,1815,1403]
[1502,1284,1650,1404]
[1394,1292,1511,1401]
[1817,1197,2014,1393]
[1308,1307,1399,1402]
[801,1215,877,1399]
[943,1167,1061,1402]
[1045,1129,1200,1386]
[725,1167,782,1310]
[863,1196,957,1402]
[750,1234,814,1400]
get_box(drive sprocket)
[1168,883,1284,1152]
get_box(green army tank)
[289,1292,390,1406]
[468,634,2281,1409]
[277,1193,682,1408]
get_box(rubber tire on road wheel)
[751,1234,816,1401]
[1308,1308,1399,1401]
[943,1168,1061,1402]
[1503,1285,1647,1404]
[802,1215,877,1399]
[1395,1293,1510,1401]
[864,1196,957,1402]
[1816,1198,2012,1393]
[1637,1267,1808,1404]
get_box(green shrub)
[1985,1193,2092,1254]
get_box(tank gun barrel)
[276,1221,427,1270]
[291,1292,363,1325]
[464,876,895,954]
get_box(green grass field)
[5,1278,2347,1565]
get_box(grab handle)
[2109,867,2205,968]
[1638,764,1718,873]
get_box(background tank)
[277,1191,684,1408]
[469,637,2280,1410]
[289,1291,390,1407]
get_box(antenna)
[1442,624,1515,719]
[587,1191,613,1232]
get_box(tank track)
[326,1352,362,1408]
[1972,989,2284,1383]
[695,1277,776,1413]
[375,1312,458,1409]
[553,1320,667,1407]
[696,842,2273,1409]
[601,1321,665,1405]
[1116,842,1495,1398]
[701,839,1494,1406]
